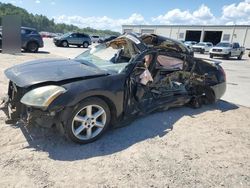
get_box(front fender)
[48,74,126,118]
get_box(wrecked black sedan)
[3,33,226,144]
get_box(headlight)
[21,85,66,108]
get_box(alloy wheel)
[62,41,68,47]
[71,104,106,140]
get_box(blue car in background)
[0,26,44,53]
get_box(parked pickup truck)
[209,42,245,60]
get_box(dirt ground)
[0,52,250,188]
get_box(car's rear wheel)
[77,45,81,48]
[83,42,89,48]
[27,41,39,53]
[64,97,111,144]
[61,40,68,47]
[189,86,216,108]
[200,49,205,54]
[209,54,213,58]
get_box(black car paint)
[4,33,226,131]
[4,58,107,88]
[49,73,126,121]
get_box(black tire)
[237,52,243,60]
[83,41,89,48]
[77,45,81,48]
[64,97,111,144]
[61,40,68,47]
[27,41,39,53]
[209,54,213,58]
[200,49,205,54]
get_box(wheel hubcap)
[72,104,106,140]
[29,43,37,51]
[63,42,67,46]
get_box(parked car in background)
[40,32,62,38]
[53,32,92,48]
[179,40,194,56]
[21,27,44,52]
[98,35,118,43]
[3,33,226,144]
[209,42,245,59]
[184,41,197,49]
[0,26,43,52]
[192,42,213,54]
[91,35,100,43]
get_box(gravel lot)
[0,39,250,187]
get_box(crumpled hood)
[5,58,107,87]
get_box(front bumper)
[4,81,58,127]
[210,51,229,57]
[39,40,44,48]
[211,82,226,100]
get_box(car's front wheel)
[61,40,68,47]
[64,97,111,144]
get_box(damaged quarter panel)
[193,58,226,99]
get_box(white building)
[122,25,250,48]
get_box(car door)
[21,28,31,47]
[231,43,239,56]
[67,33,78,44]
[76,33,85,45]
[234,43,241,56]
[125,50,186,115]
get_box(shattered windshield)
[75,44,130,73]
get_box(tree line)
[0,2,120,36]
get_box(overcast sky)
[2,0,250,31]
